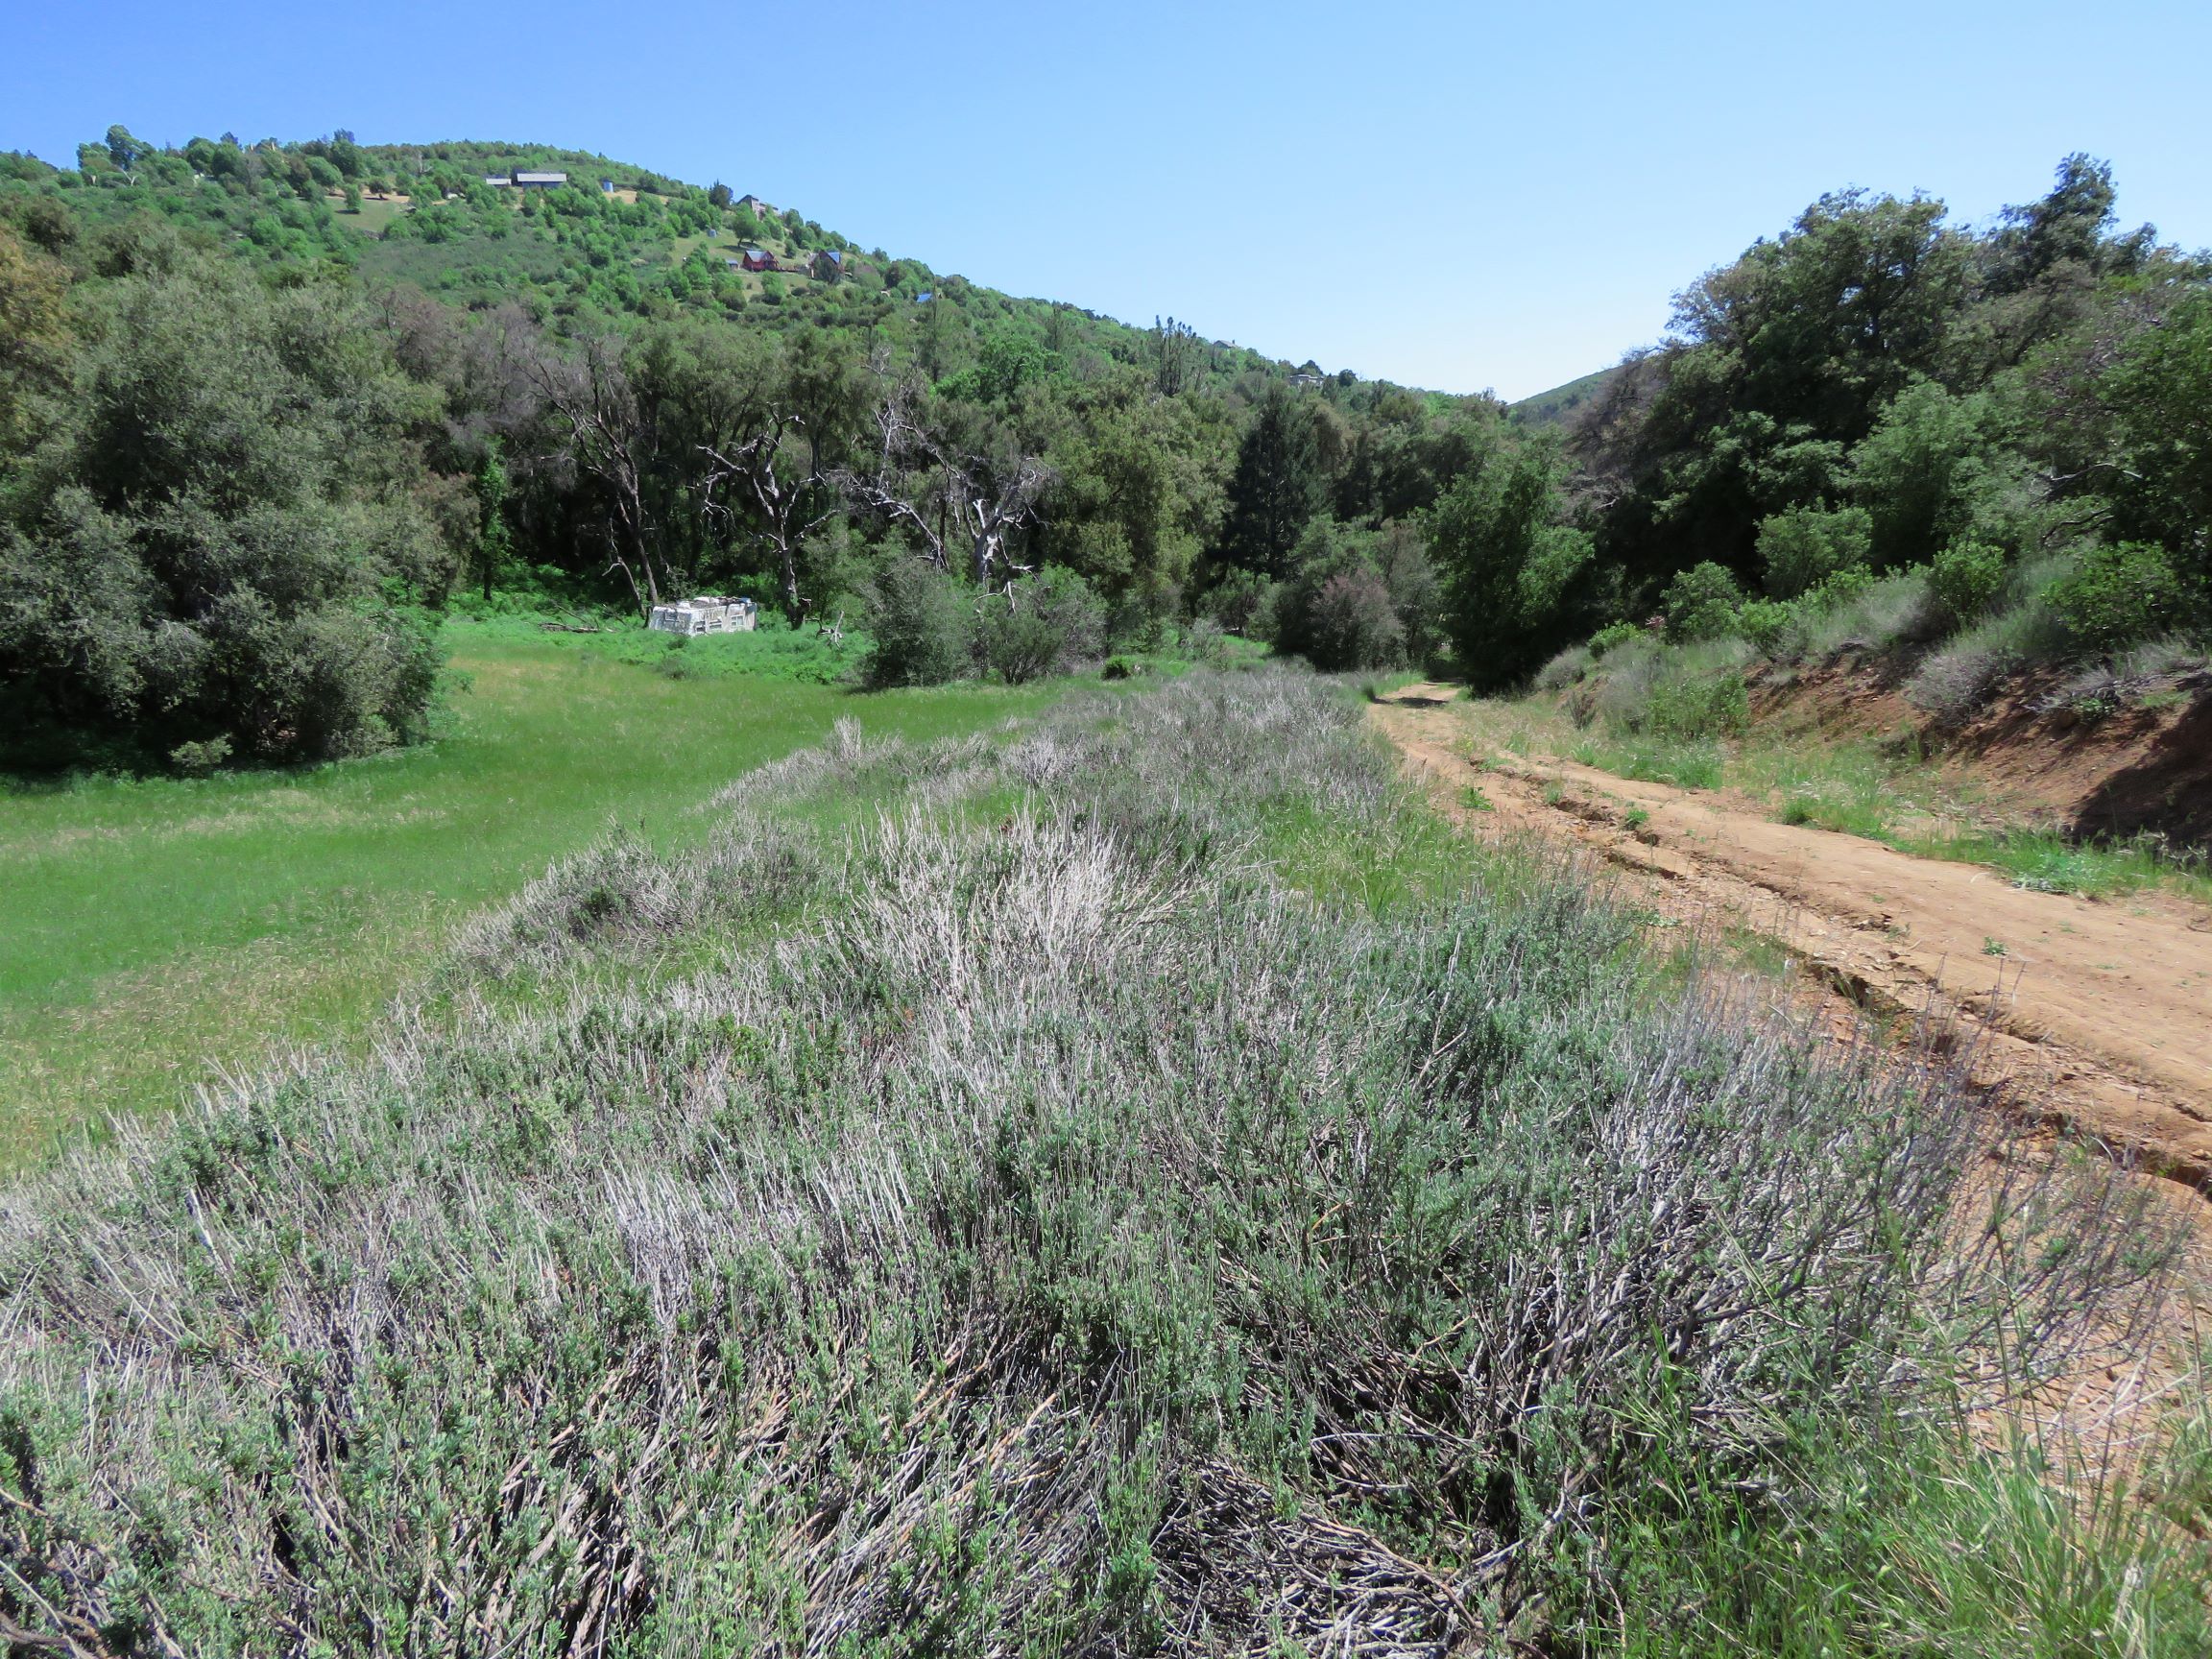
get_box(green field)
[0,621,1051,1164]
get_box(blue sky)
[7,0,2207,399]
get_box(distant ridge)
[1511,364,1618,427]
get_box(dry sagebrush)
[0,670,2173,1656]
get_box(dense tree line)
[0,220,455,767]
[1526,156,2212,686]
[0,129,1522,765]
[14,130,2191,770]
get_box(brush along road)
[1374,685,2212,1190]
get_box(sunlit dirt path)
[1373,685,2212,1193]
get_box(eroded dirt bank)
[1373,685,2212,1193]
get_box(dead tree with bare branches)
[837,378,1053,589]
[687,335,868,618]
[530,337,667,618]
[698,421,833,619]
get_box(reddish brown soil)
[1373,685,2212,1197]
[1749,657,2212,844]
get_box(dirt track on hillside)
[1372,685,2212,1194]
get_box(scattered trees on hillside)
[8,125,2201,771]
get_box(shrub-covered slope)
[1,128,1507,767]
[0,672,2194,1653]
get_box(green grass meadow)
[0,620,1051,1164]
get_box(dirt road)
[1372,685,2212,1192]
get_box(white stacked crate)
[647,597,758,636]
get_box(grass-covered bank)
[1,670,2202,1654]
[1492,635,2212,905]
[0,620,1053,1162]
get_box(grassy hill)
[1510,363,1618,426]
[0,132,1292,393]
[3,133,2210,1657]
[0,126,1395,1150]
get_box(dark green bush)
[2044,541,2195,657]
[1851,380,2001,568]
[1736,597,1799,656]
[1758,506,1873,599]
[1304,567,1406,671]
[1928,539,2009,627]
[1103,594,1166,654]
[1662,562,1744,642]
[860,558,972,687]
[1644,667,1752,738]
[0,252,458,766]
[1200,568,1277,637]
[976,565,1105,684]
[1805,565,1878,611]
[1267,519,1392,670]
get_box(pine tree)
[1215,385,1320,578]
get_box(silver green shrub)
[0,670,2169,1655]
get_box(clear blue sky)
[7,0,2207,399]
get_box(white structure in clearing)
[648,596,758,636]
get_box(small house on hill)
[741,248,776,272]
[511,169,567,188]
[810,249,843,282]
[737,194,773,216]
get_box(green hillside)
[2,125,1525,770]
[4,129,2211,1659]
[0,131,1277,396]
[0,123,1500,1132]
[1510,363,1618,426]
